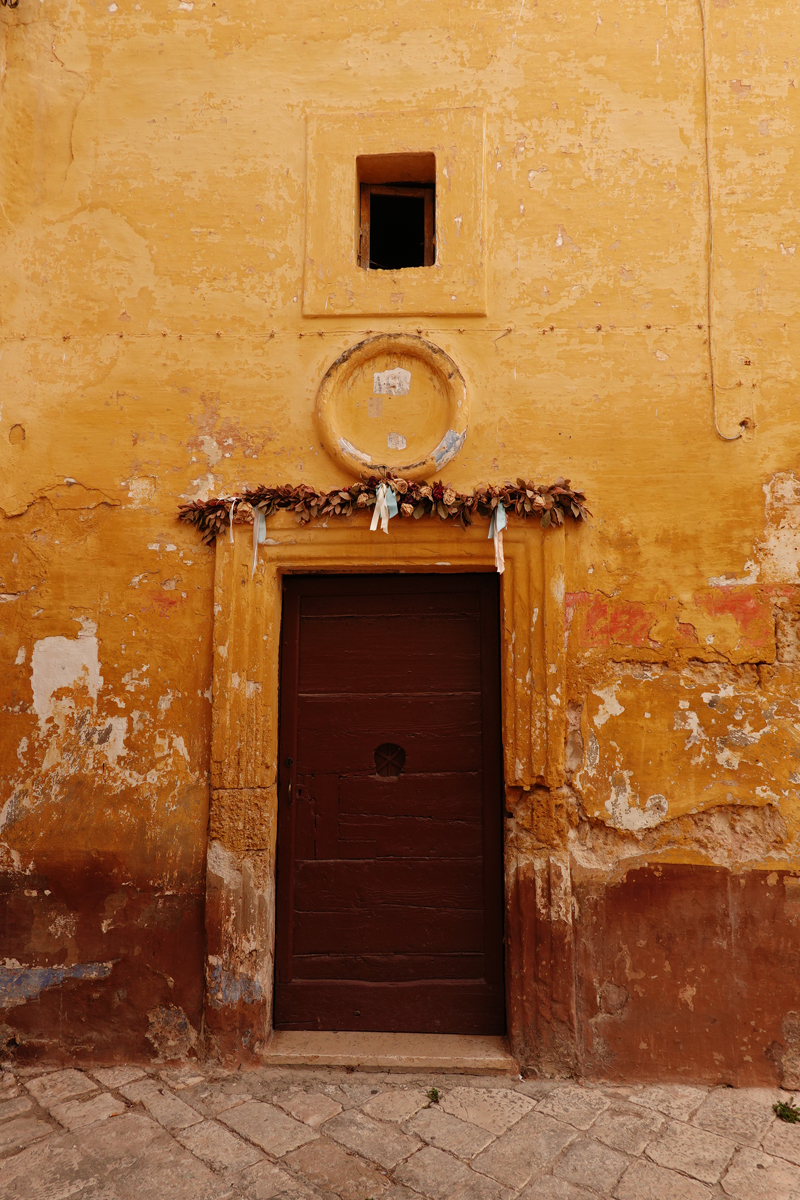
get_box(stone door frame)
[205,512,575,1068]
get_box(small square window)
[357,153,435,270]
[304,109,485,315]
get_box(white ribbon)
[369,483,398,534]
[488,502,507,574]
[251,505,266,576]
[228,498,237,543]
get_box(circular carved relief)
[316,334,468,481]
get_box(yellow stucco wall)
[1,0,800,1065]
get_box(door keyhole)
[374,743,405,778]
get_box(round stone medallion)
[315,334,468,481]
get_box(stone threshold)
[260,1031,519,1074]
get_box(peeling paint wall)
[1,0,800,1075]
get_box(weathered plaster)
[1,0,800,1076]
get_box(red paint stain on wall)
[697,587,774,654]
[569,594,662,649]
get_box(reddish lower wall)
[4,856,800,1084]
[574,864,800,1087]
[0,860,204,1064]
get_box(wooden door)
[274,574,505,1034]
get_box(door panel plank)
[300,586,482,619]
[299,614,482,693]
[293,860,484,910]
[274,979,505,1034]
[339,772,482,819]
[275,574,505,1035]
[292,909,484,955]
[334,815,483,859]
[291,954,487,981]
[297,694,482,774]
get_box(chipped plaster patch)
[123,476,156,507]
[756,472,800,583]
[592,683,625,727]
[373,367,411,395]
[339,437,370,464]
[146,1004,198,1059]
[708,562,759,587]
[183,473,217,502]
[99,717,128,766]
[550,571,565,605]
[207,839,242,890]
[0,961,113,1007]
[432,427,466,467]
[604,776,668,832]
[31,624,102,732]
[675,708,707,751]
[198,435,221,467]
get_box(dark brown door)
[274,574,505,1034]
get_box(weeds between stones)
[774,1098,800,1123]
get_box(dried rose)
[419,485,433,499]
[394,478,408,495]
[443,488,456,506]
[356,493,368,507]
[401,502,413,516]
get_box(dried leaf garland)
[178,474,590,545]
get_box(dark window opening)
[357,153,436,271]
[369,191,427,270]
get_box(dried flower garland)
[178,475,589,545]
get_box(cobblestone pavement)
[3,1062,800,1199]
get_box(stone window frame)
[303,107,487,317]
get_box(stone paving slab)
[124,1077,205,1131]
[3,1062,800,1200]
[395,1143,472,1197]
[0,1095,33,1121]
[615,1157,714,1199]
[51,1090,128,1130]
[589,1103,665,1156]
[220,1100,318,1157]
[720,1146,800,1199]
[551,1138,629,1193]
[645,1118,737,1184]
[692,1089,779,1149]
[177,1119,265,1171]
[0,1114,54,1153]
[363,1087,429,1122]
[408,1105,495,1157]
[471,1112,577,1189]
[324,1108,421,1169]
[234,1159,315,1200]
[521,1181,600,1200]
[440,1087,535,1135]
[275,1087,344,1128]
[283,1135,391,1200]
[534,1086,609,1132]
[26,1067,98,1107]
